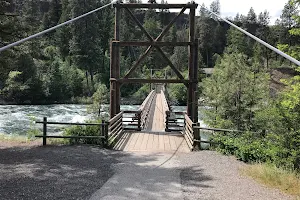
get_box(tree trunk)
[90,67,94,92]
[86,71,90,96]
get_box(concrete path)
[89,151,292,200]
[89,152,183,200]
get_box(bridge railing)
[139,90,156,129]
[181,114,261,150]
[165,111,185,132]
[108,111,124,146]
[181,114,199,150]
[123,110,141,131]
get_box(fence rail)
[165,111,185,132]
[123,110,141,131]
[108,112,124,146]
[139,90,156,129]
[180,116,260,150]
[35,117,108,146]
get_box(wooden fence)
[123,111,141,131]
[35,117,108,146]
[165,111,185,132]
[180,114,259,150]
[107,112,124,146]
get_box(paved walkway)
[89,152,183,200]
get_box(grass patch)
[0,133,30,143]
[241,163,300,198]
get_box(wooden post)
[110,6,121,118]
[115,7,121,114]
[43,117,47,146]
[193,122,201,150]
[101,120,105,145]
[138,111,141,131]
[110,42,117,118]
[193,39,199,123]
[165,111,170,132]
[187,5,196,120]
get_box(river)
[0,104,209,144]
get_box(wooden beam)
[156,48,186,81]
[187,7,196,119]
[123,8,154,79]
[115,7,121,115]
[113,3,198,9]
[156,7,186,41]
[110,42,117,118]
[123,8,185,80]
[116,41,191,46]
[118,78,189,84]
[125,7,153,41]
[35,135,105,139]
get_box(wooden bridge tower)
[110,2,199,123]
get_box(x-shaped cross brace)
[123,7,187,84]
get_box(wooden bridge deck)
[114,90,190,152]
[114,131,189,152]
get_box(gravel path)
[0,144,293,200]
[0,145,119,200]
[178,151,292,200]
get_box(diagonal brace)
[124,7,186,80]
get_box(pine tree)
[69,0,105,94]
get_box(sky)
[152,0,289,24]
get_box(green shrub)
[63,120,106,145]
[211,133,300,172]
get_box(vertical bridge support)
[110,6,121,118]
[109,3,199,123]
[187,7,199,124]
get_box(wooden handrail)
[193,126,259,134]
[139,90,156,129]
[35,117,108,146]
[35,121,107,126]
[180,114,200,151]
[108,111,124,146]
[109,111,123,125]
[165,110,186,132]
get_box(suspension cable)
[200,5,300,66]
[0,0,117,53]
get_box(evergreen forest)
[1,0,300,171]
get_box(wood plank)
[169,135,177,151]
[153,132,159,150]
[146,132,154,150]
[125,132,139,151]
[35,121,104,126]
[141,132,149,150]
[117,41,191,46]
[114,131,130,150]
[123,132,134,151]
[158,132,165,151]
[133,132,144,150]
[174,135,185,152]
[163,133,171,151]
[114,3,198,9]
[35,135,104,139]
[183,134,193,150]
[109,112,123,125]
[119,78,189,84]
